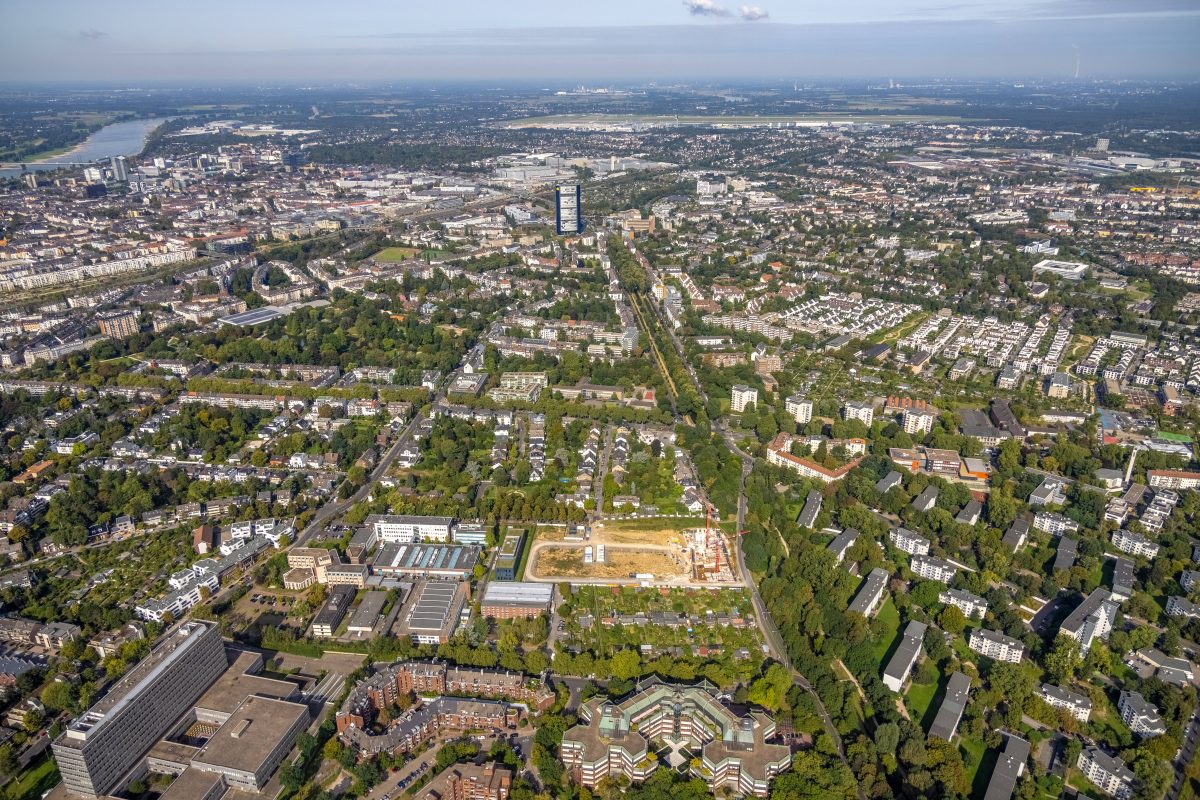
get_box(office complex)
[561,679,791,797]
[52,621,227,797]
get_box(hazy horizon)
[4,0,1199,84]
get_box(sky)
[3,0,1199,84]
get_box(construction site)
[525,514,739,586]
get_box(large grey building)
[52,621,226,797]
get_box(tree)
[610,649,641,681]
[938,605,967,635]
[874,721,900,755]
[747,663,793,711]
[1045,635,1082,683]
[41,681,77,713]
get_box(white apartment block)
[910,554,957,584]
[968,629,1024,663]
[939,588,987,619]
[1119,691,1167,738]
[902,409,936,436]
[784,394,813,424]
[1077,748,1134,800]
[1033,511,1079,535]
[889,527,930,556]
[731,385,759,414]
[1112,529,1160,559]
[1037,683,1091,722]
[843,401,874,426]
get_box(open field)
[590,517,706,546]
[371,246,421,262]
[503,113,963,130]
[529,545,686,581]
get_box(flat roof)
[347,590,389,632]
[406,581,465,632]
[158,767,225,800]
[196,649,299,717]
[191,695,308,776]
[219,306,286,326]
[481,581,553,607]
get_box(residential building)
[1059,589,1118,656]
[889,527,929,556]
[969,629,1025,663]
[1147,469,1200,491]
[882,621,926,692]
[939,588,987,619]
[843,401,874,426]
[848,568,889,618]
[1112,529,1160,559]
[1077,748,1135,799]
[561,681,791,797]
[731,385,758,413]
[1119,691,1166,738]
[784,395,812,424]
[983,734,1030,800]
[928,672,970,741]
[1037,684,1092,722]
[910,554,957,584]
[902,408,936,436]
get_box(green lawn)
[872,597,902,662]
[371,246,421,262]
[962,736,995,800]
[3,755,59,800]
[906,668,943,727]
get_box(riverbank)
[0,118,168,178]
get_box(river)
[0,117,167,179]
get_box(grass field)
[3,755,59,800]
[371,246,421,262]
[906,667,943,728]
[530,546,685,580]
[872,598,902,662]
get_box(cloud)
[683,0,732,17]
[78,28,107,40]
[739,5,769,20]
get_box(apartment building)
[784,394,813,424]
[1077,748,1135,799]
[910,554,957,584]
[1037,683,1092,722]
[562,681,791,798]
[1059,588,1118,656]
[902,408,936,436]
[731,385,759,413]
[883,621,927,692]
[889,527,930,556]
[939,588,987,619]
[968,629,1025,663]
[1119,691,1167,738]
[1033,511,1079,535]
[1147,469,1200,491]
[848,568,890,618]
[1112,529,1160,559]
[843,400,874,426]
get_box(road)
[295,381,444,547]
[624,259,862,796]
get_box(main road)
[625,248,861,795]
[294,380,447,547]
